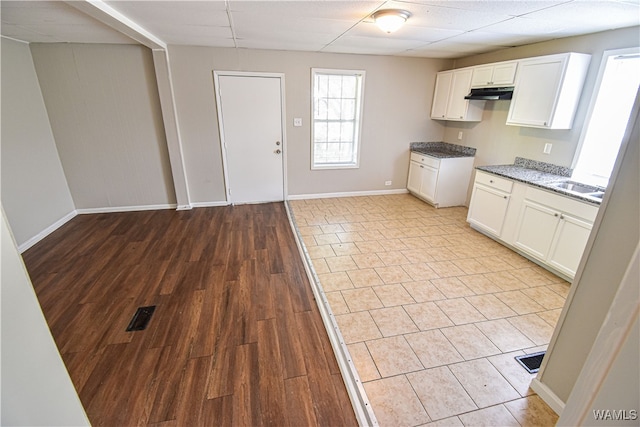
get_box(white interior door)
[215,73,284,204]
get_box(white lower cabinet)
[467,172,512,237]
[407,152,474,208]
[513,187,598,278]
[547,214,594,277]
[468,173,599,279]
[513,200,562,260]
[407,160,423,194]
[419,163,438,201]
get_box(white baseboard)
[76,204,177,214]
[18,210,77,253]
[288,188,408,200]
[189,201,230,208]
[530,378,565,415]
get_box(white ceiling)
[1,0,639,58]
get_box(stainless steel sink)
[549,181,598,194]
[588,191,605,199]
[548,180,605,201]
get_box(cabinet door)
[467,184,510,236]
[513,200,560,260]
[547,214,593,277]
[431,71,452,119]
[446,69,474,120]
[407,161,422,194]
[471,62,517,87]
[420,165,439,202]
[471,66,494,87]
[507,57,565,127]
[492,62,518,85]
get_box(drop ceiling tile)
[239,28,337,46]
[521,0,640,28]
[447,31,534,47]
[399,48,462,58]
[232,13,356,37]
[1,0,137,44]
[479,16,585,36]
[159,26,234,47]
[409,40,501,56]
[1,1,93,25]
[237,38,327,52]
[106,1,230,27]
[384,1,513,31]
[398,0,569,17]
[228,1,384,21]
[328,34,428,49]
[323,34,426,55]
[348,20,464,42]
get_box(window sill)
[311,164,360,171]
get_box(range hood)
[465,87,514,100]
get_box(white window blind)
[312,69,365,169]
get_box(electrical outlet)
[544,143,552,154]
[293,118,303,127]
[385,181,392,186]
[458,131,463,140]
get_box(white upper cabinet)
[431,68,484,122]
[471,61,518,87]
[431,71,453,120]
[506,53,591,129]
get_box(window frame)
[570,47,640,187]
[310,68,366,170]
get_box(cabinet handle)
[503,196,507,199]
[459,116,463,119]
[554,213,559,217]
[560,214,565,220]
[489,180,494,183]
[420,165,424,168]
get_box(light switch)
[293,118,303,127]
[544,143,552,154]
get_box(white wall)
[0,37,75,249]
[167,46,451,202]
[1,207,90,426]
[29,43,177,211]
[443,26,640,169]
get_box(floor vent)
[515,351,546,373]
[126,306,156,332]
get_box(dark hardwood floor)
[23,203,357,426]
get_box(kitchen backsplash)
[514,157,573,177]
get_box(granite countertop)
[410,141,476,159]
[477,157,604,205]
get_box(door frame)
[213,70,288,204]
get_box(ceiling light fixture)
[372,9,411,33]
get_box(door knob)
[274,149,281,154]
[276,141,281,146]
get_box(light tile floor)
[289,194,563,427]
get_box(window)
[312,68,365,169]
[572,48,640,187]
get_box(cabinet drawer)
[410,152,440,169]
[475,171,513,193]
[524,187,599,222]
